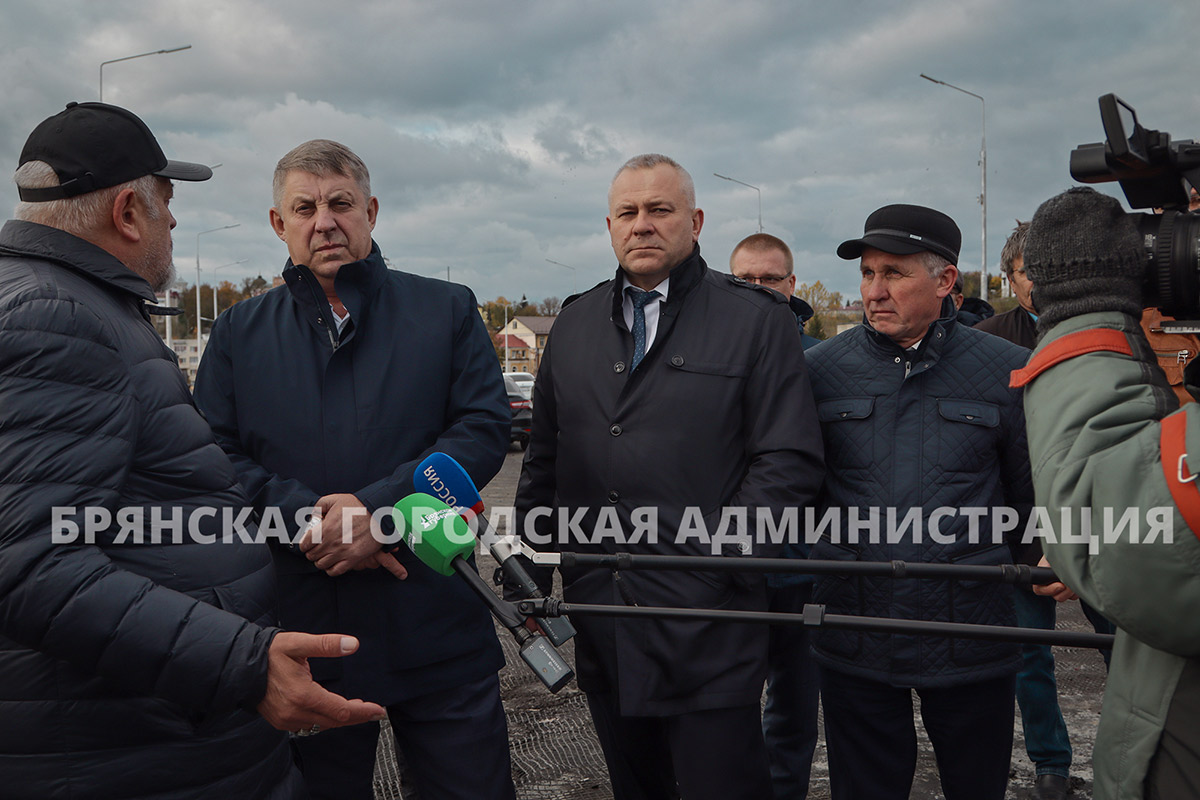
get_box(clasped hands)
[298,493,408,580]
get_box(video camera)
[1070,94,1200,326]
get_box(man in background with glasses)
[728,232,820,799]
[730,233,820,349]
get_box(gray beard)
[132,242,175,293]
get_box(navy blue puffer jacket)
[0,221,297,799]
[805,299,1032,687]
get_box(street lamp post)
[164,286,174,349]
[921,73,987,300]
[99,46,192,102]
[713,173,763,233]
[211,259,248,319]
[544,258,577,295]
[196,225,240,360]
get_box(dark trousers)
[819,667,1015,800]
[1013,591,1116,778]
[1013,590,1072,777]
[585,691,772,800]
[293,673,515,800]
[762,582,819,799]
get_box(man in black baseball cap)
[0,103,386,799]
[11,101,215,292]
[17,101,213,202]
[802,202,1035,800]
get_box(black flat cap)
[837,204,961,263]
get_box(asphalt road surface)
[373,448,1110,799]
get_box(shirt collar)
[619,273,670,301]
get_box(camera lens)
[1137,211,1200,318]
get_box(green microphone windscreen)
[392,493,476,575]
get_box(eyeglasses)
[741,274,792,286]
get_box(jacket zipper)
[297,268,339,350]
[1154,349,1192,366]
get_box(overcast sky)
[2,0,1198,303]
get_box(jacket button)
[614,361,626,373]
[610,424,622,436]
[608,490,620,503]
[894,356,901,363]
[671,355,684,366]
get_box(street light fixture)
[211,259,249,318]
[99,45,192,102]
[713,173,763,233]
[544,258,578,295]
[196,224,240,358]
[920,73,987,300]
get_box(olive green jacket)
[1022,311,1200,800]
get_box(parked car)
[506,371,535,401]
[504,374,532,450]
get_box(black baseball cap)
[837,204,961,263]
[18,102,212,202]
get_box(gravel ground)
[373,448,1110,799]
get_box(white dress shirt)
[620,274,670,354]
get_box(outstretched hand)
[257,632,386,732]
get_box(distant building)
[495,333,535,373]
[501,315,556,373]
[167,337,205,388]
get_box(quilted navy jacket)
[805,300,1032,687]
[194,245,508,705]
[0,221,297,798]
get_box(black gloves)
[1025,186,1144,334]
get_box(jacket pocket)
[935,398,1000,472]
[817,397,875,471]
[948,542,1017,667]
[810,539,864,659]
[659,357,750,432]
[667,358,750,378]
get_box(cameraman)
[1013,186,1200,800]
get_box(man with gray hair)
[515,154,824,799]
[806,203,1033,800]
[0,102,388,799]
[195,138,515,799]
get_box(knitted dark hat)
[1025,187,1144,331]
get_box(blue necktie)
[627,287,661,371]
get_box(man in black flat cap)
[804,204,1035,800]
[0,102,384,800]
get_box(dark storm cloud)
[2,0,1199,300]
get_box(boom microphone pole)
[515,597,1116,651]
[392,494,573,693]
[413,453,576,646]
[532,551,1060,586]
